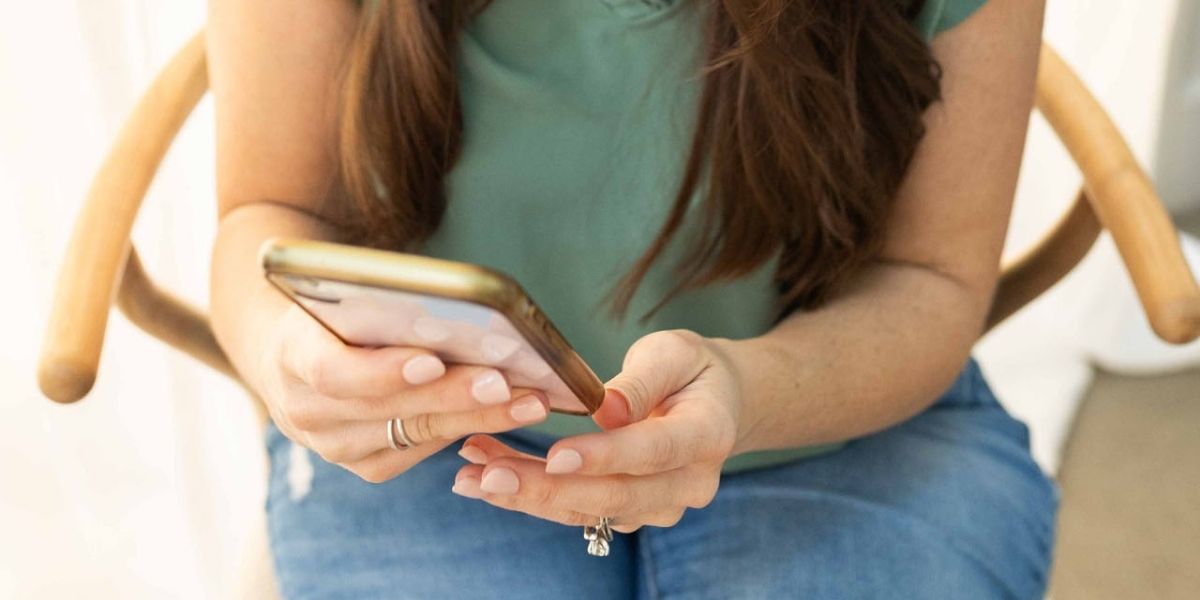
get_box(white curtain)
[1,2,264,598]
[0,0,1196,597]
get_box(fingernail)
[458,445,487,465]
[545,449,582,474]
[451,476,483,499]
[509,395,547,423]
[480,468,520,495]
[402,355,445,385]
[471,370,510,404]
[593,388,633,429]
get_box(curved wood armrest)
[117,250,264,423]
[1035,45,1200,344]
[116,250,238,381]
[988,190,1102,330]
[38,32,210,403]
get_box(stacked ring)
[386,417,416,450]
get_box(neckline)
[598,0,680,21]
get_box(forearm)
[709,0,1044,455]
[722,260,992,454]
[209,202,344,392]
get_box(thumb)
[594,331,707,430]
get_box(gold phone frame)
[260,238,604,415]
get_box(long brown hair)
[339,0,941,317]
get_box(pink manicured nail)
[471,370,510,405]
[451,476,483,499]
[458,445,487,465]
[402,355,445,385]
[509,395,547,423]
[545,449,582,474]
[480,468,520,495]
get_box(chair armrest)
[116,249,238,381]
[116,250,264,423]
[988,189,1102,330]
[38,32,210,403]
[1034,44,1200,344]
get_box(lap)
[265,360,1057,600]
[264,427,636,600]
[642,360,1057,599]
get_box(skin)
[208,0,1045,532]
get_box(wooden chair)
[35,33,253,412]
[35,30,1200,597]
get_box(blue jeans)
[265,359,1057,599]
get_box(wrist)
[705,335,772,456]
[212,281,293,396]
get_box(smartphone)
[260,238,604,415]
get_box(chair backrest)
[1002,46,1200,344]
[36,34,1200,410]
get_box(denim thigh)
[636,359,1058,600]
[264,424,636,599]
[265,359,1057,599]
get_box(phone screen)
[272,273,592,414]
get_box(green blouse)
[419,0,989,471]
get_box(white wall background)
[1,1,1197,597]
[0,2,265,598]
[978,0,1200,472]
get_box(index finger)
[545,413,727,477]
[283,328,445,399]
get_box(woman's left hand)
[451,330,749,533]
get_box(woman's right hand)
[209,0,544,485]
[253,305,550,483]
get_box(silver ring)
[583,517,614,557]
[387,417,415,451]
[395,417,417,448]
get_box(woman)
[208,0,1055,597]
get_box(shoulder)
[912,0,990,39]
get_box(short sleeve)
[912,0,989,40]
